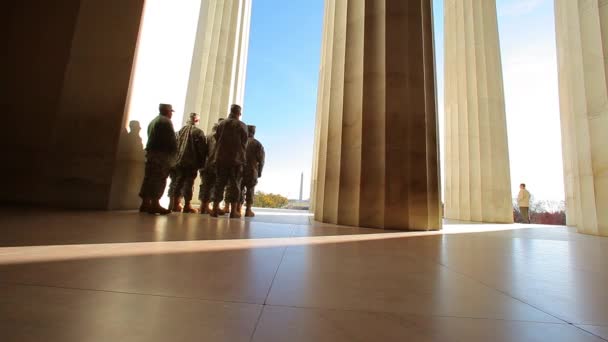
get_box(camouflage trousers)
[168,169,177,197]
[240,170,258,206]
[139,151,174,200]
[213,164,243,204]
[167,165,198,201]
[199,165,217,203]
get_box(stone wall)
[1,0,145,209]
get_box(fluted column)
[310,0,333,213]
[555,0,608,236]
[443,0,513,223]
[183,0,251,132]
[312,0,441,231]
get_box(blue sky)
[128,0,564,202]
[243,0,324,199]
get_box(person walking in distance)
[240,125,265,217]
[138,103,178,215]
[518,183,532,223]
[168,112,207,213]
[210,105,248,218]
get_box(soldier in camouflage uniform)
[240,125,265,217]
[198,118,223,215]
[168,112,207,213]
[210,104,248,218]
[139,103,178,215]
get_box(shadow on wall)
[109,120,145,210]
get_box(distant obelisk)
[299,172,304,201]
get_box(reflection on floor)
[1,207,607,342]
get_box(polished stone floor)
[1,207,607,341]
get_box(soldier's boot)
[221,203,230,216]
[199,201,210,215]
[182,201,198,214]
[170,197,183,212]
[210,203,220,218]
[245,205,255,217]
[139,198,152,213]
[148,200,171,215]
[215,202,225,215]
[230,202,242,219]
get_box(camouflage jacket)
[213,116,248,167]
[245,138,265,177]
[175,124,207,169]
[204,133,218,169]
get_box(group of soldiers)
[138,103,265,219]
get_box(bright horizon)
[127,0,565,202]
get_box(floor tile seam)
[249,303,267,342]
[579,324,608,328]
[262,245,290,305]
[288,225,298,238]
[260,303,570,325]
[8,282,263,307]
[248,219,310,226]
[437,261,571,325]
[281,225,300,246]
[430,256,608,281]
[574,325,608,342]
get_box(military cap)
[159,103,175,112]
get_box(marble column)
[443,0,513,223]
[312,0,442,231]
[554,0,608,236]
[183,0,252,132]
[310,0,333,213]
